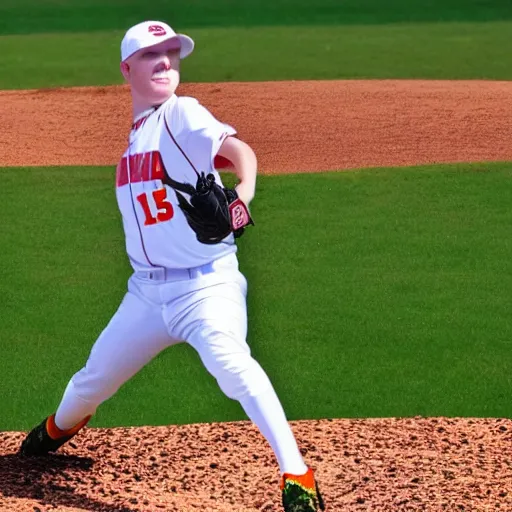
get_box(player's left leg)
[170,264,325,511]
[19,275,176,456]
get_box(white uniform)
[53,93,307,479]
[25,20,311,484]
[56,96,272,418]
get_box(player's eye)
[143,51,158,58]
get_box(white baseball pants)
[54,253,307,475]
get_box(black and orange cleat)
[19,413,90,456]
[281,467,326,511]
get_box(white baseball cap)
[121,21,194,62]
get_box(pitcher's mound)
[1,417,511,511]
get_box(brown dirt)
[1,80,511,511]
[1,80,512,172]
[1,418,511,511]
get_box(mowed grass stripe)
[0,163,511,430]
[1,22,511,89]
[1,0,511,35]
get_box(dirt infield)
[1,80,512,171]
[1,80,511,511]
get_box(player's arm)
[217,136,257,206]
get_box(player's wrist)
[235,183,255,206]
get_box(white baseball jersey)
[116,95,238,271]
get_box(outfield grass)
[1,0,511,35]
[1,0,510,433]
[1,21,511,90]
[1,163,511,430]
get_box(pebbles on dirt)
[0,417,511,511]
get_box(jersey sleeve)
[172,97,237,174]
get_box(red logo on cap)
[148,25,167,37]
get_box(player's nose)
[154,57,172,73]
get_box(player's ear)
[120,61,130,81]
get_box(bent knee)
[212,353,272,400]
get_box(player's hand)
[164,172,254,244]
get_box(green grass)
[1,163,511,431]
[1,21,511,90]
[1,0,511,35]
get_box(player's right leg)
[170,263,325,511]
[19,275,175,456]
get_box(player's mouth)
[152,70,170,84]
[152,63,172,84]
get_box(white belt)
[136,267,193,282]
[135,254,235,282]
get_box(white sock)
[54,379,97,430]
[239,386,308,475]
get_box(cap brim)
[177,34,194,59]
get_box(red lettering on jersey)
[148,25,167,37]
[116,151,165,187]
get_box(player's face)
[124,39,181,106]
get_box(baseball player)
[19,21,325,512]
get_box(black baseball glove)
[163,172,254,245]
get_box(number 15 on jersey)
[136,187,174,226]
